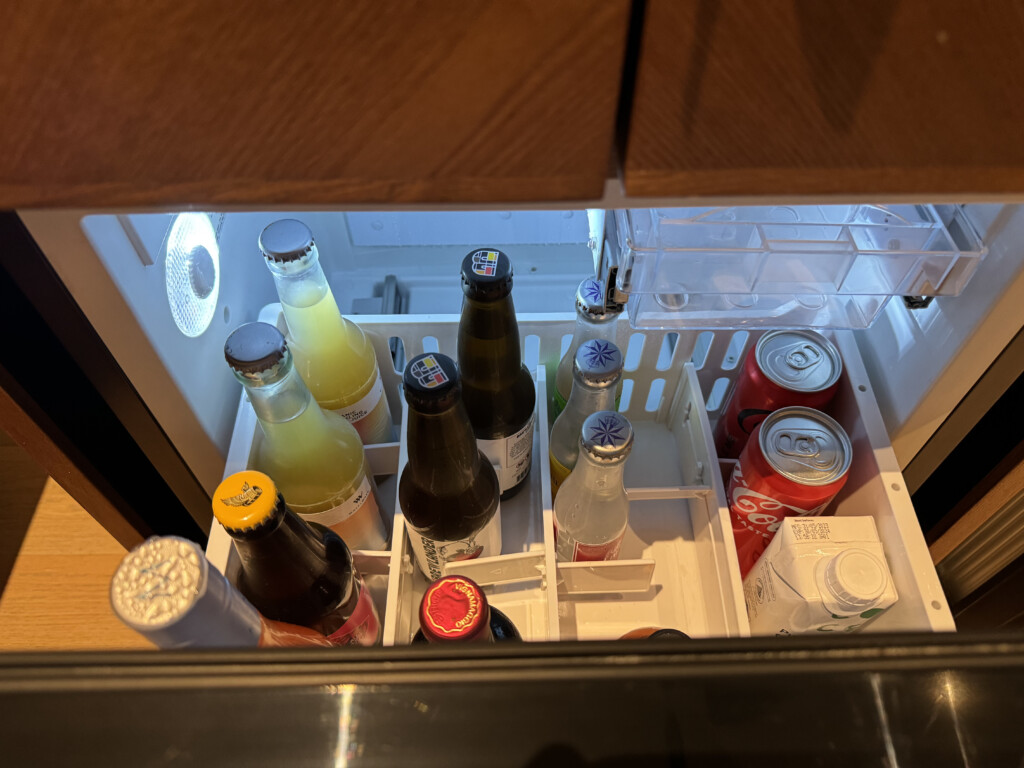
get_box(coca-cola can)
[727,406,852,578]
[714,330,842,459]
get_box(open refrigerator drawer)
[206,304,956,642]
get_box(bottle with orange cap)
[412,575,521,643]
[224,321,387,551]
[212,470,381,647]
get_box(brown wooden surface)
[0,379,149,551]
[624,1,1024,197]
[930,442,1024,564]
[0,443,150,650]
[0,1,630,207]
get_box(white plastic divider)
[207,304,952,644]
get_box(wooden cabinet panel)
[624,1,1024,197]
[0,1,629,207]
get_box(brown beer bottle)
[212,470,381,646]
[412,576,521,643]
[457,248,536,500]
[399,353,502,581]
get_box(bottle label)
[478,414,535,494]
[333,374,385,427]
[554,518,624,562]
[549,452,572,500]
[295,476,384,545]
[326,577,381,647]
[407,505,503,581]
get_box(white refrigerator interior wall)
[856,204,1024,468]
[19,205,1024,496]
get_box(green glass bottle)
[457,249,536,500]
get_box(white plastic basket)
[206,304,955,643]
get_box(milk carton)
[743,516,898,636]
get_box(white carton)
[743,517,898,636]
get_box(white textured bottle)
[553,411,633,563]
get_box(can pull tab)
[784,343,823,371]
[771,430,840,472]
[774,430,822,458]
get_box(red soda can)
[715,330,842,459]
[727,407,852,578]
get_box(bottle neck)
[564,380,617,418]
[572,451,627,492]
[241,364,315,425]
[405,402,482,493]
[268,252,330,309]
[232,510,337,594]
[459,294,521,382]
[573,310,618,344]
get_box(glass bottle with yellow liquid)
[224,322,387,550]
[260,219,393,445]
[549,339,623,500]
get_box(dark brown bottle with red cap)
[457,249,536,500]
[412,575,521,643]
[212,470,381,647]
[399,353,501,581]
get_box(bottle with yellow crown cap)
[224,321,387,551]
[212,470,381,646]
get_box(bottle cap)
[419,576,491,642]
[575,278,621,321]
[461,248,513,301]
[110,536,261,648]
[402,353,461,414]
[224,322,289,381]
[823,549,888,613]
[212,470,283,534]
[259,219,316,264]
[581,411,634,462]
[573,339,623,388]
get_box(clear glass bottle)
[399,352,502,581]
[552,278,623,419]
[260,219,393,445]
[211,470,381,646]
[554,411,634,563]
[548,338,623,500]
[224,322,387,550]
[457,248,536,500]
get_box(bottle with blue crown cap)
[554,411,634,563]
[552,277,623,420]
[548,338,624,501]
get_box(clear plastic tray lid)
[610,205,986,330]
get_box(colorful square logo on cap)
[410,355,449,388]
[471,250,500,276]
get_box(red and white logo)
[471,250,500,276]
[409,355,449,388]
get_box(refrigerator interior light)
[165,213,220,337]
